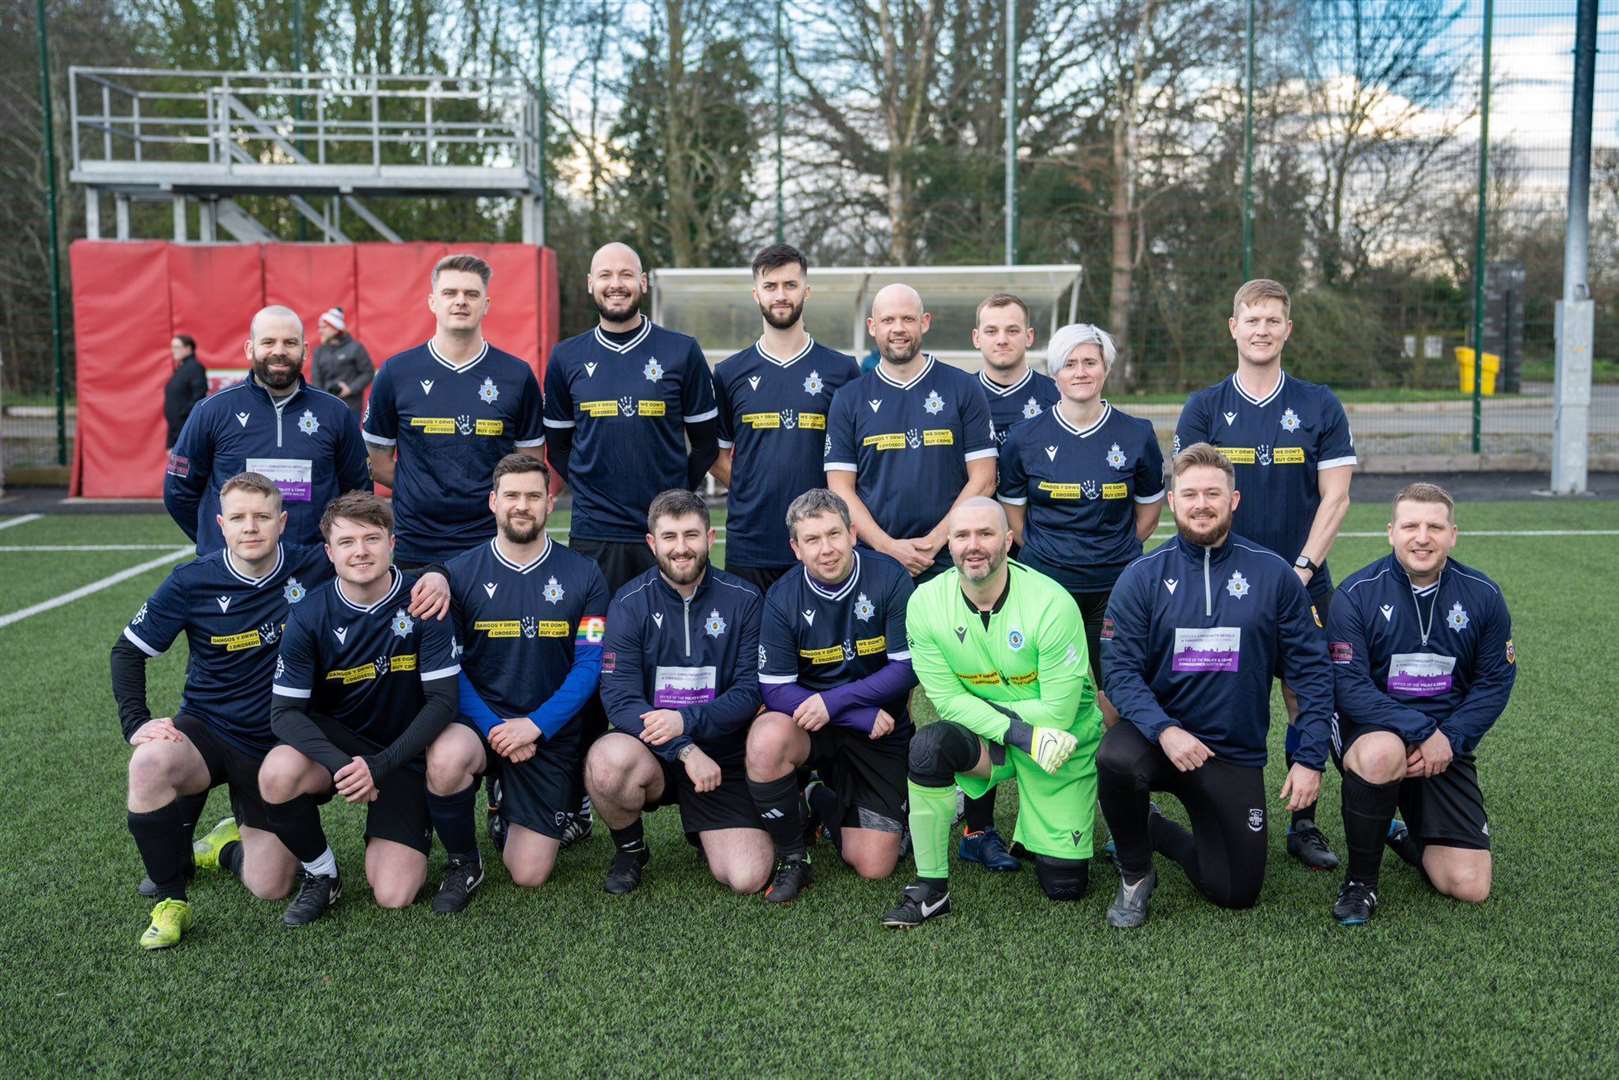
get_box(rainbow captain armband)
[576,615,607,644]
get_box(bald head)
[947,497,1013,584]
[244,305,305,393]
[590,242,644,277]
[249,305,302,344]
[588,242,647,326]
[867,283,930,366]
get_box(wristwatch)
[1294,555,1320,575]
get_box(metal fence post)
[1470,0,1494,454]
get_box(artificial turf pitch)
[0,502,1613,1075]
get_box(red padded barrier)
[69,241,174,497]
[70,241,555,497]
[166,245,264,370]
[262,245,358,377]
[354,243,445,364]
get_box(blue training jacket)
[1101,531,1334,769]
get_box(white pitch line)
[0,544,194,552]
[0,514,44,532]
[0,546,192,630]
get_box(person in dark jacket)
[310,308,373,416]
[1096,441,1333,929]
[164,335,210,448]
[1325,482,1515,926]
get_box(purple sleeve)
[819,659,916,715]
[760,680,817,716]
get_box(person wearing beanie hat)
[311,307,374,416]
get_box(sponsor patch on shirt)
[1102,482,1129,499]
[166,452,190,478]
[245,457,314,503]
[1272,446,1306,464]
[1329,641,1354,664]
[1217,447,1256,465]
[653,665,718,709]
[1386,652,1456,697]
[208,629,264,652]
[1171,627,1240,673]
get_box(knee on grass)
[907,721,978,787]
[1034,855,1089,902]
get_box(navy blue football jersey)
[1174,371,1356,568]
[824,356,998,571]
[758,551,915,731]
[164,376,369,554]
[543,319,718,543]
[714,338,860,569]
[999,402,1166,591]
[445,537,610,719]
[362,341,546,564]
[979,368,1060,448]
[123,543,334,753]
[272,567,461,743]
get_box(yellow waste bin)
[1455,348,1499,396]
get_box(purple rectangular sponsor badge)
[1171,627,1240,673]
[1386,653,1456,698]
[652,665,717,709]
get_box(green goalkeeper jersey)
[906,561,1101,745]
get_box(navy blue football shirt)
[979,368,1060,448]
[362,341,545,563]
[123,543,333,753]
[272,567,461,744]
[999,402,1165,591]
[543,319,718,543]
[715,337,859,569]
[824,356,998,572]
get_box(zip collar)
[247,373,304,410]
[1173,531,1236,566]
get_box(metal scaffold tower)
[68,67,545,244]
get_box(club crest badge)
[804,370,824,395]
[1247,808,1264,832]
[1226,571,1251,599]
[1022,397,1042,419]
[643,357,664,382]
[283,578,306,604]
[391,609,415,638]
[1446,602,1470,631]
[297,409,319,435]
[543,577,565,604]
[923,390,945,416]
[479,377,500,404]
[854,593,875,622]
[1280,407,1301,433]
[1007,628,1026,651]
[705,610,727,638]
[1107,443,1127,470]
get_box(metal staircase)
[68,67,545,243]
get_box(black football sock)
[610,819,645,853]
[218,840,245,879]
[807,782,843,855]
[428,783,481,865]
[962,789,996,833]
[263,795,329,864]
[747,774,806,861]
[1342,771,1401,887]
[176,791,208,840]
[129,802,193,902]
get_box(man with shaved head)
[880,496,1102,928]
[542,242,721,844]
[165,305,370,554]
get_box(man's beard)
[1177,512,1232,548]
[956,547,1006,583]
[658,549,709,586]
[253,352,300,391]
[592,287,643,322]
[760,298,804,331]
[879,337,922,364]
[499,515,543,545]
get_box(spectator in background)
[164,335,209,449]
[310,308,373,416]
